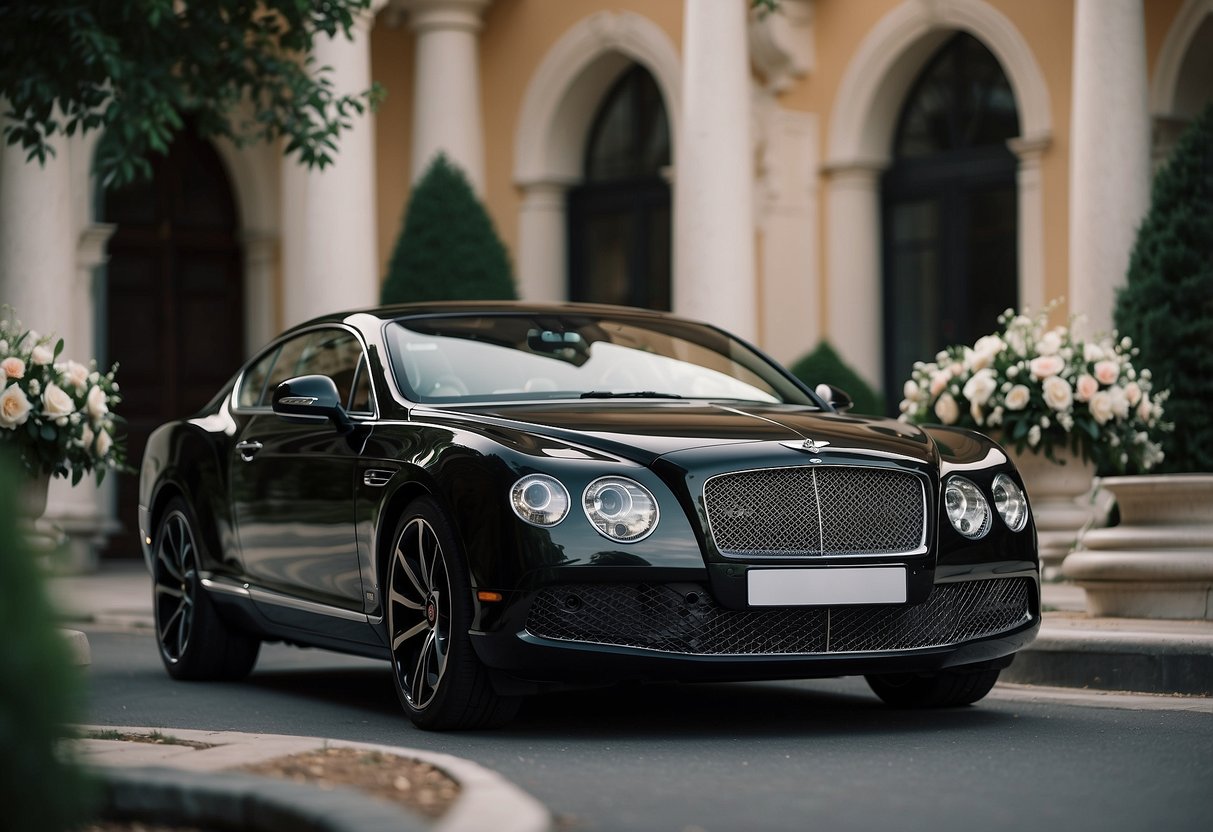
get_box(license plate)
[747,566,907,606]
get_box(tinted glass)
[297,330,363,406]
[349,356,374,414]
[385,314,815,406]
[238,347,279,408]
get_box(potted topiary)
[1062,104,1213,619]
[788,341,884,415]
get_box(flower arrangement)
[899,306,1170,474]
[0,308,123,484]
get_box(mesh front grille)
[704,466,926,556]
[525,579,1032,656]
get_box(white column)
[1068,0,1150,336]
[1008,134,1050,315]
[281,11,379,328]
[822,160,883,389]
[673,0,756,340]
[241,231,278,353]
[407,0,490,192]
[516,182,570,302]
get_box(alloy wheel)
[154,509,198,664]
[389,516,453,711]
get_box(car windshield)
[384,313,818,406]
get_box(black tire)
[865,665,1002,708]
[386,497,521,730]
[152,497,260,681]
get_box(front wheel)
[153,497,260,680]
[865,665,1003,708]
[386,497,520,730]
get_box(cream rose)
[1004,384,1031,410]
[86,385,109,423]
[1083,342,1104,363]
[1075,374,1098,402]
[62,360,90,393]
[1094,360,1119,385]
[1029,354,1065,379]
[0,384,32,428]
[1042,376,1073,412]
[1089,391,1114,425]
[962,369,997,407]
[1124,381,1142,406]
[95,429,113,458]
[31,342,54,365]
[1109,386,1130,419]
[934,392,959,425]
[41,382,74,418]
[1,356,25,379]
[1137,395,1153,423]
[969,399,984,426]
[1037,331,1062,356]
[80,423,95,449]
[929,371,950,397]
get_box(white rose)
[903,379,920,402]
[61,360,90,393]
[80,423,95,449]
[1137,395,1153,423]
[1075,374,1098,402]
[1004,384,1031,411]
[1083,342,1104,363]
[0,356,25,379]
[1123,381,1142,406]
[1028,425,1042,447]
[41,382,74,418]
[929,371,950,397]
[962,369,997,407]
[1038,331,1062,356]
[1109,386,1130,419]
[1043,376,1073,412]
[1029,355,1065,379]
[1094,360,1120,385]
[988,406,1004,427]
[31,342,54,365]
[969,399,984,426]
[95,428,113,458]
[86,385,109,423]
[934,393,959,425]
[0,384,32,429]
[1089,391,1114,425]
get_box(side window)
[263,333,316,404]
[238,347,279,408]
[349,356,375,415]
[296,330,362,406]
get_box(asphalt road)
[83,627,1213,832]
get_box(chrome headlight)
[510,474,570,527]
[944,476,991,539]
[992,473,1029,532]
[583,477,659,542]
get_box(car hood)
[414,400,938,466]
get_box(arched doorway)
[101,126,245,557]
[567,65,672,310]
[881,33,1020,404]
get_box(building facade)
[1,0,1210,563]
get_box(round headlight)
[510,474,570,527]
[583,477,659,543]
[944,476,991,539]
[992,473,1029,532]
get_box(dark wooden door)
[102,127,244,558]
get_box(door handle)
[236,440,264,462]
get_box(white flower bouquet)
[0,307,124,484]
[899,306,1170,474]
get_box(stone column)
[406,0,490,192]
[1068,0,1150,336]
[516,182,570,302]
[673,0,756,341]
[281,10,380,328]
[822,160,884,389]
[1008,134,1050,314]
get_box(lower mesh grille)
[524,578,1032,656]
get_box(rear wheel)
[386,497,520,730]
[865,665,1002,708]
[153,497,260,680]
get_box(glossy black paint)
[139,302,1040,696]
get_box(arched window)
[567,65,671,310]
[882,33,1020,404]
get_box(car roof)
[297,301,689,332]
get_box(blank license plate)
[747,566,907,606]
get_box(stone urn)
[1006,446,1098,580]
[1063,474,1213,619]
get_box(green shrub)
[381,154,517,304]
[0,457,93,831]
[789,341,884,415]
[1115,103,1213,473]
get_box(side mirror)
[814,383,854,413]
[272,375,353,434]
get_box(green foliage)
[381,154,517,304]
[1116,103,1213,473]
[0,459,94,831]
[789,341,884,415]
[0,0,383,188]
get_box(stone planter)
[1006,446,1098,580]
[1063,474,1213,619]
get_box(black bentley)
[139,303,1039,730]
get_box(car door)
[229,327,370,623]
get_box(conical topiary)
[380,154,517,304]
[1115,103,1213,473]
[789,341,884,415]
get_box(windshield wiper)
[579,390,683,399]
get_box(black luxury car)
[139,302,1039,729]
